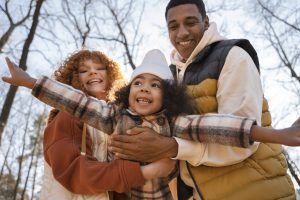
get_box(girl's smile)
[129,73,163,116]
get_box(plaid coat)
[32,76,256,199]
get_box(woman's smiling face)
[78,59,108,99]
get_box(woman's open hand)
[2,57,36,89]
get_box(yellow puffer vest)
[185,79,295,200]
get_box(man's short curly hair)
[165,0,206,19]
[48,49,126,124]
[114,79,195,121]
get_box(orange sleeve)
[43,112,145,194]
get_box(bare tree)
[244,0,300,101]
[255,0,300,81]
[54,0,144,69]
[0,0,45,142]
[20,112,45,200]
[30,135,43,200]
[0,0,34,53]
[90,0,145,69]
[13,99,33,200]
[60,0,93,47]
[0,129,16,180]
[241,0,300,187]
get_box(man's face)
[166,4,208,60]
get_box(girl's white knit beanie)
[130,49,174,82]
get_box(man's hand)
[109,127,178,162]
[2,57,36,89]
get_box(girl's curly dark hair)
[47,49,126,124]
[115,79,195,121]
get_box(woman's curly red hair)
[47,49,126,124]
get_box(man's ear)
[204,15,209,30]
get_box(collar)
[170,22,225,82]
[124,108,167,125]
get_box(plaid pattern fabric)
[171,114,255,148]
[115,111,176,199]
[32,76,256,199]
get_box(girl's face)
[78,59,108,99]
[129,73,163,116]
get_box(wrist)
[164,137,178,158]
[26,77,37,89]
[250,126,278,144]
[141,165,156,180]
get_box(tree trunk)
[0,26,15,53]
[0,0,33,53]
[21,111,45,200]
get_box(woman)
[39,50,175,200]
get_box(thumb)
[5,57,16,72]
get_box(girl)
[2,49,300,199]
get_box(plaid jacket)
[32,76,256,199]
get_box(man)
[109,0,296,199]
